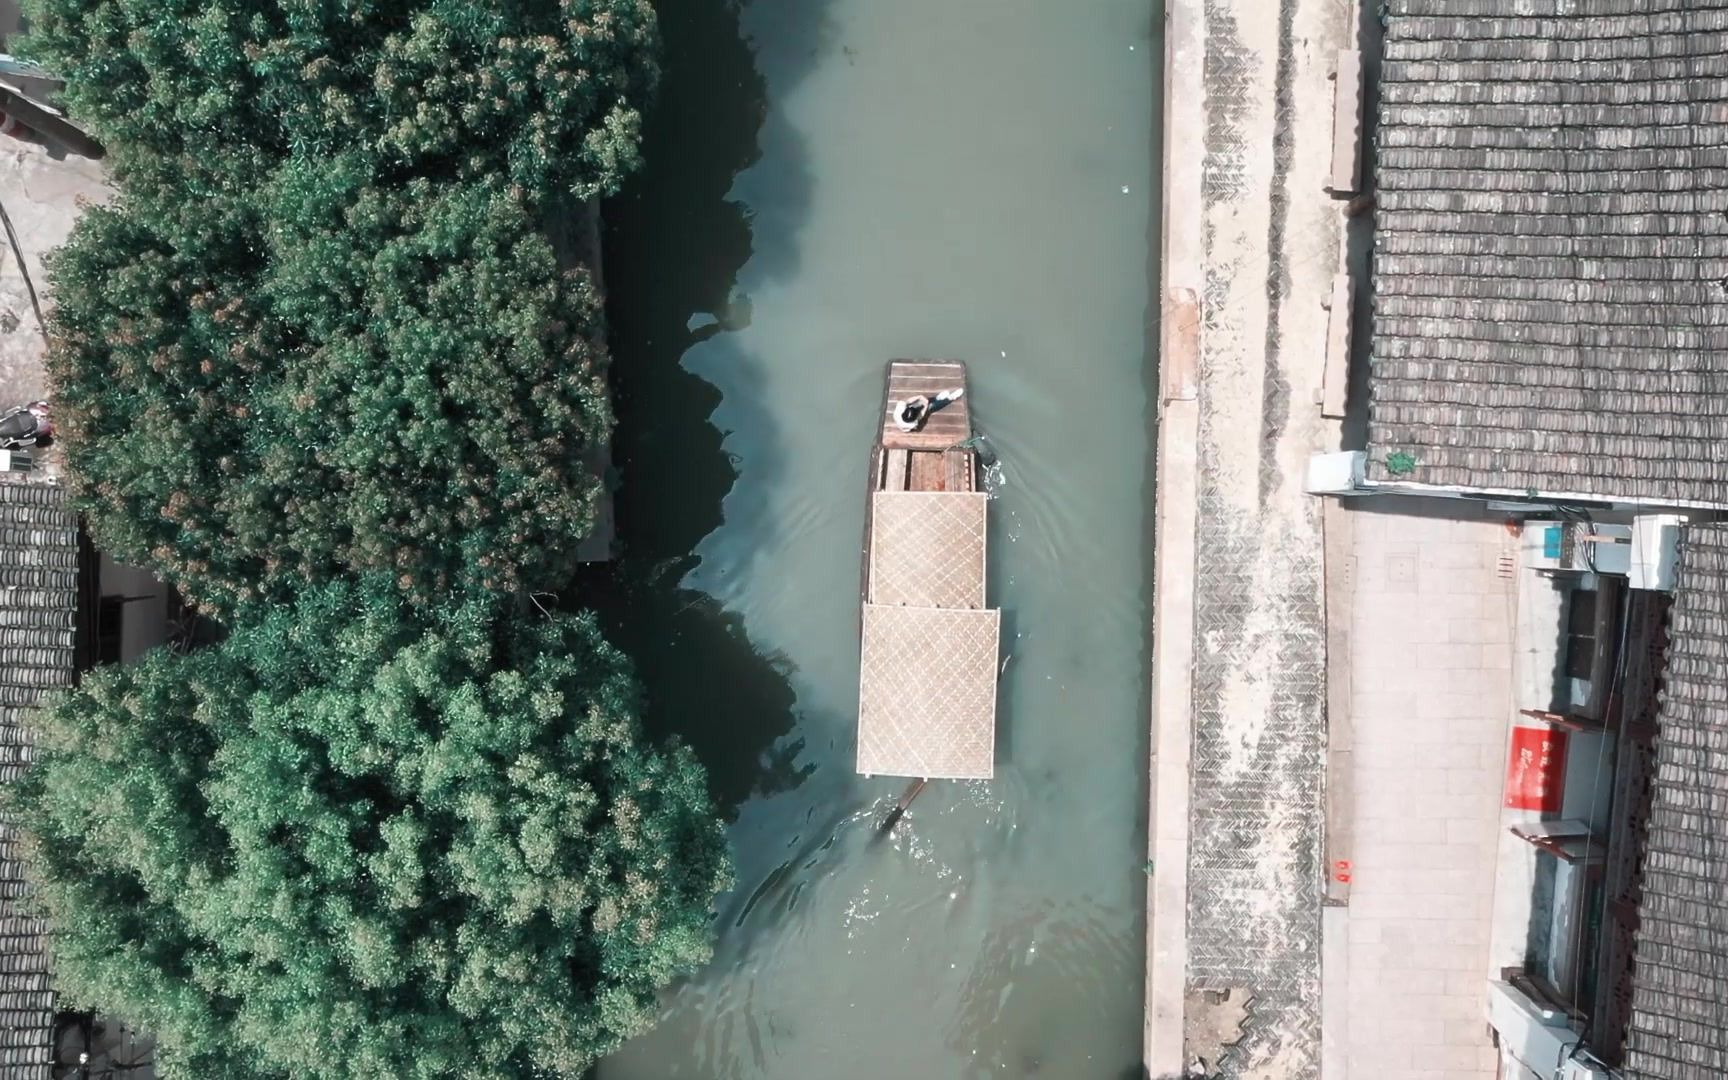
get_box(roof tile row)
[1626,524,1728,1079]
[0,483,78,1080]
[1369,0,1728,507]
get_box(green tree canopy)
[26,0,659,613]
[6,582,728,1079]
[51,176,613,613]
[21,0,657,199]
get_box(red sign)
[1505,726,1568,812]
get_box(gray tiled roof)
[0,482,78,1080]
[1625,523,1728,1080]
[1367,0,1728,508]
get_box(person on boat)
[893,387,964,433]
[894,395,930,431]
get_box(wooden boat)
[856,360,1000,781]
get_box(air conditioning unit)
[1488,980,1576,1080]
[1629,514,1684,592]
[1523,521,1632,575]
[1306,450,1366,495]
[1559,1056,1613,1080]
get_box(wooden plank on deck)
[944,450,974,493]
[884,448,910,491]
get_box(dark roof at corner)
[1367,0,1728,507]
[1625,522,1728,1080]
[0,482,78,1080]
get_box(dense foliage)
[50,176,613,612]
[25,0,658,612]
[17,8,734,1074]
[6,583,729,1080]
[22,0,657,199]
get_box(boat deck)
[857,360,999,781]
[879,361,972,451]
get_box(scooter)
[0,401,52,450]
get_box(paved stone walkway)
[1152,0,1359,1071]
[1175,0,1354,1074]
[1336,503,1512,1080]
[0,138,111,482]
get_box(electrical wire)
[0,195,46,341]
[1560,586,1630,1023]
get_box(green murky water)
[590,2,1156,1075]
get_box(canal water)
[590,0,1156,1076]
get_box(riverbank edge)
[559,196,617,564]
[1145,0,1204,1072]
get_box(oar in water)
[878,777,929,834]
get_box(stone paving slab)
[1335,503,1514,1080]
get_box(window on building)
[1565,589,1597,681]
[95,595,125,666]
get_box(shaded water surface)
[589,1,1156,1075]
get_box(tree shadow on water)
[572,564,810,818]
[568,0,832,819]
